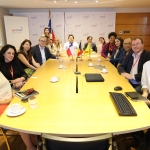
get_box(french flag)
[48,18,55,41]
[67,44,75,57]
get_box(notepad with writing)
[125,92,147,101]
[85,73,104,82]
[15,88,39,99]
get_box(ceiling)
[0,0,150,9]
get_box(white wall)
[0,7,9,46]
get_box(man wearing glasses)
[32,36,56,65]
[118,37,150,93]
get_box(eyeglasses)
[132,43,141,47]
[39,40,46,43]
[123,43,131,45]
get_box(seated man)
[118,37,150,93]
[32,36,56,65]
[83,36,97,53]
[117,38,132,67]
[63,34,79,50]
[141,60,150,100]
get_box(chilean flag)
[48,18,55,41]
[67,44,75,57]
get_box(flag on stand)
[48,10,55,41]
[67,44,75,57]
[84,44,92,56]
[77,42,83,56]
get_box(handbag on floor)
[113,130,150,150]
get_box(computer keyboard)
[109,92,137,116]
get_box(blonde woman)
[53,37,63,56]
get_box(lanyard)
[132,51,143,68]
[9,65,14,79]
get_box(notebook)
[85,73,104,82]
[125,92,147,101]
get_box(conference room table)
[0,53,150,137]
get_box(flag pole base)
[70,59,74,61]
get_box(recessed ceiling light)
[54,0,56,3]
[75,1,77,3]
[96,0,98,2]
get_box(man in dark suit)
[32,36,56,65]
[118,37,150,92]
[83,36,97,53]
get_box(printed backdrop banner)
[4,16,29,50]
[13,12,64,46]
[65,12,116,47]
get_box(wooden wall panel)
[116,25,150,36]
[115,13,150,51]
[116,13,150,25]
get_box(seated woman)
[0,72,37,150]
[53,37,63,56]
[0,71,13,115]
[101,32,117,58]
[109,37,125,67]
[97,37,106,54]
[18,39,40,77]
[42,27,50,38]
[0,44,28,89]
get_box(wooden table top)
[0,53,150,136]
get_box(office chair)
[0,127,20,150]
[41,133,112,150]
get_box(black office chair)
[39,133,112,150]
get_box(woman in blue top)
[109,37,125,67]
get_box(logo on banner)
[31,15,37,19]
[108,23,114,27]
[32,33,38,36]
[99,32,105,36]
[83,32,89,36]
[83,15,89,19]
[66,15,72,19]
[40,24,46,28]
[12,26,23,33]
[91,23,97,27]
[100,15,106,18]
[56,24,62,28]
[75,24,81,27]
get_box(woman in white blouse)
[53,37,63,56]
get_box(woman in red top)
[101,32,117,58]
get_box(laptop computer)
[85,73,104,82]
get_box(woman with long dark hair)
[0,44,28,88]
[18,39,40,77]
[110,37,125,67]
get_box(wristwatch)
[9,80,13,86]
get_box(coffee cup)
[102,68,107,73]
[88,63,93,67]
[98,58,101,62]
[11,103,21,114]
[59,65,63,69]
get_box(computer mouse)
[114,86,122,91]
